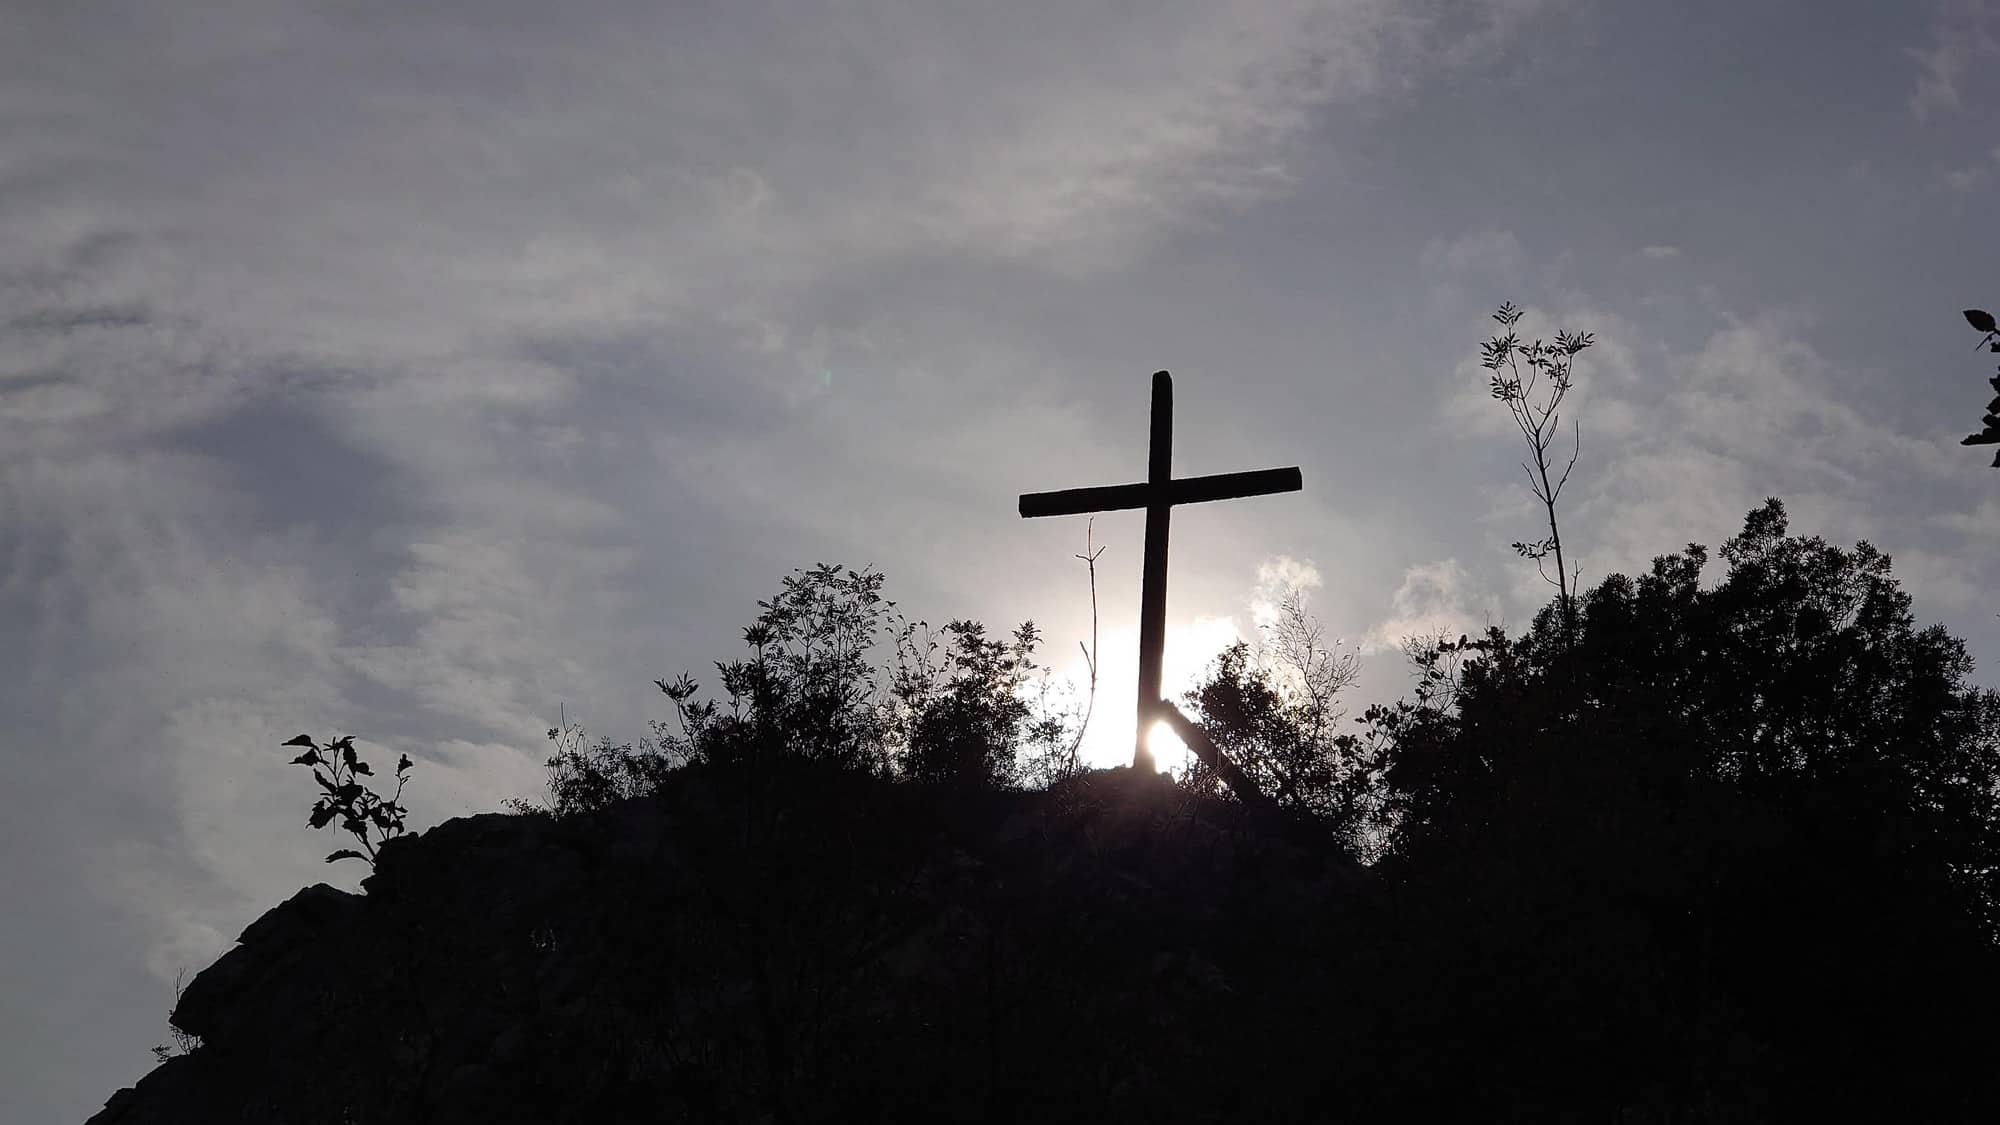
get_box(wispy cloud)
[1249,553,1326,630]
[1421,228,1530,292]
[1907,0,2000,122]
[1942,145,2000,191]
[1358,559,1499,654]
[1591,310,1964,579]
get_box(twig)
[1063,519,1106,776]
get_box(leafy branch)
[284,733,413,866]
[1958,308,2000,466]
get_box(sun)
[1048,617,1244,774]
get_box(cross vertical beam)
[1134,371,1173,772]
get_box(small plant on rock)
[284,734,412,866]
[149,968,202,1063]
[507,706,676,820]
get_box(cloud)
[1672,313,1962,484]
[1942,145,2000,192]
[1576,312,1963,580]
[1249,553,1325,629]
[1358,559,1498,655]
[1929,496,2000,541]
[1475,301,1982,636]
[1420,229,1529,283]
[1887,545,1992,619]
[1641,245,1681,260]
[1945,166,1990,192]
[1907,0,2000,122]
[822,0,1569,274]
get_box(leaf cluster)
[1479,302,1594,404]
[1959,308,2000,464]
[1509,535,1556,560]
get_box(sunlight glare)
[1053,617,1242,774]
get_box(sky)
[5,1,1998,1120]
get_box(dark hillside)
[88,501,2000,1123]
[89,764,1363,1124]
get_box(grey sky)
[6,1,1997,1120]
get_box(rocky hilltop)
[88,764,1361,1124]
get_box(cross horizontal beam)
[1018,466,1301,519]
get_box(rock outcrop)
[88,764,1361,1124]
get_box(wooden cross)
[1018,371,1302,772]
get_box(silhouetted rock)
[88,763,1362,1125]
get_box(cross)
[1018,370,1302,772]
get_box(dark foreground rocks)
[88,765,1362,1125]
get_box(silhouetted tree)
[711,563,898,773]
[1344,499,2000,1120]
[502,563,1071,816]
[1180,586,1375,844]
[892,619,1042,788]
